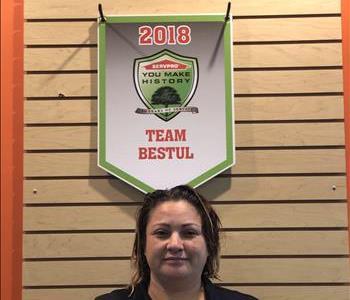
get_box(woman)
[96,185,258,300]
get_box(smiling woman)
[95,185,258,300]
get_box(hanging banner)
[98,14,235,193]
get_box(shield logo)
[134,49,198,121]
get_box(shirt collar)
[131,278,216,300]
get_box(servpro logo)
[143,59,188,70]
[134,49,199,121]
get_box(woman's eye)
[154,230,169,238]
[182,230,198,238]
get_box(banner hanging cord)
[225,2,231,21]
[98,3,229,23]
[98,3,106,23]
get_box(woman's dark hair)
[130,185,222,288]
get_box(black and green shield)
[134,50,198,121]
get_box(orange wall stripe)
[0,0,23,298]
[342,0,350,255]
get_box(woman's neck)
[148,275,205,300]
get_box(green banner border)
[106,15,226,23]
[98,14,234,193]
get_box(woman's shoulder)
[213,286,258,300]
[95,287,132,300]
[95,281,258,300]
[205,280,258,300]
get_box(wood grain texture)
[24,70,343,97]
[22,0,349,296]
[234,17,341,42]
[24,97,344,124]
[219,231,349,255]
[24,18,341,45]
[23,203,348,230]
[23,258,350,285]
[25,126,97,150]
[24,43,342,71]
[22,286,350,300]
[24,176,347,204]
[25,100,96,124]
[24,150,346,177]
[234,70,343,94]
[23,231,349,258]
[24,123,345,150]
[24,0,340,18]
[235,123,345,147]
[22,0,349,293]
[235,96,344,121]
[234,286,350,300]
[233,43,342,68]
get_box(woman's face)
[145,200,208,282]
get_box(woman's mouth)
[163,257,188,266]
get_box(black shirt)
[95,279,258,300]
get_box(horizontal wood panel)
[24,203,348,230]
[22,286,350,300]
[24,97,344,124]
[23,231,349,258]
[24,18,341,45]
[24,176,347,204]
[236,123,344,146]
[25,126,97,150]
[234,70,342,94]
[236,96,344,121]
[24,70,343,97]
[24,0,340,18]
[23,0,348,296]
[24,123,345,150]
[220,231,349,255]
[24,150,346,177]
[23,258,350,285]
[25,100,97,124]
[234,286,350,300]
[233,43,342,68]
[25,74,94,98]
[24,43,342,71]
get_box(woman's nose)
[166,232,184,251]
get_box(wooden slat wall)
[23,0,350,299]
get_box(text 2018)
[138,25,191,45]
